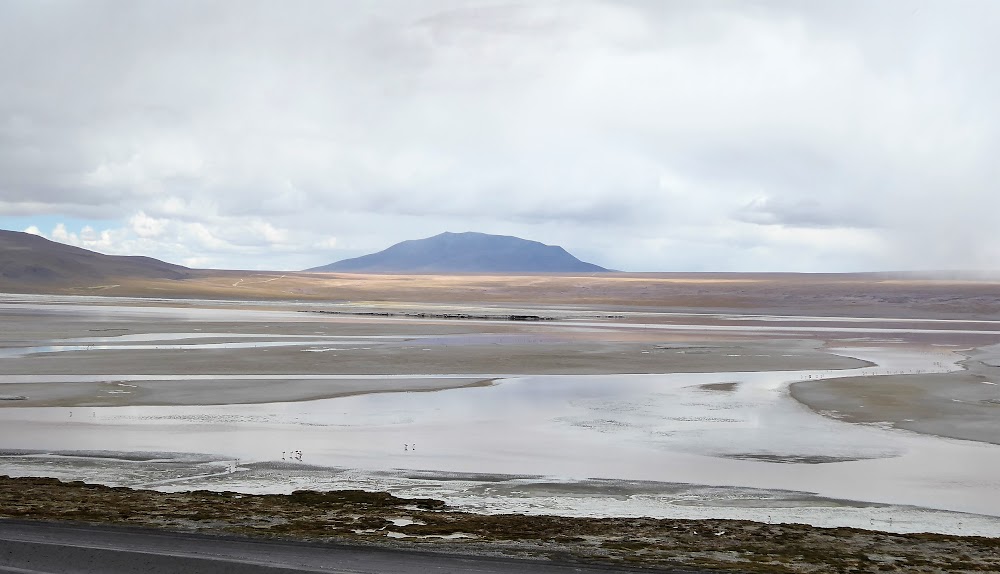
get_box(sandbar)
[0,298,872,407]
[790,344,1000,444]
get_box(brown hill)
[0,229,191,289]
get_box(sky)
[1,0,998,272]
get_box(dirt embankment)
[1,476,998,573]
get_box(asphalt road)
[0,520,689,574]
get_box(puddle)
[386,532,474,540]
[388,517,424,527]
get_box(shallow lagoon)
[3,344,1000,535]
[3,295,1000,536]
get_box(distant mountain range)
[0,229,190,287]
[308,232,608,273]
[0,229,605,294]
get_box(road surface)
[0,520,698,574]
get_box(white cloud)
[129,211,168,238]
[313,237,338,250]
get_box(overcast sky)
[1,0,997,272]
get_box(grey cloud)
[1,1,998,271]
[734,196,876,229]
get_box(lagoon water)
[3,295,1000,536]
[3,343,1000,535]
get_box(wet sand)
[0,339,869,378]
[0,377,496,408]
[0,296,873,407]
[0,337,859,408]
[790,343,1000,444]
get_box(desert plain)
[2,271,1000,572]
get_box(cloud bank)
[2,0,997,271]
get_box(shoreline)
[0,376,497,408]
[789,343,1000,445]
[2,475,999,573]
[0,329,870,408]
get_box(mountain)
[307,232,609,273]
[0,229,191,286]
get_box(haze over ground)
[1,1,997,272]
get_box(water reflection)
[2,346,998,524]
[0,339,396,358]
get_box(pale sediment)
[790,344,1000,445]
[0,302,870,408]
[0,377,495,408]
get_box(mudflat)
[3,293,1000,445]
[790,343,1000,444]
[0,298,872,407]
